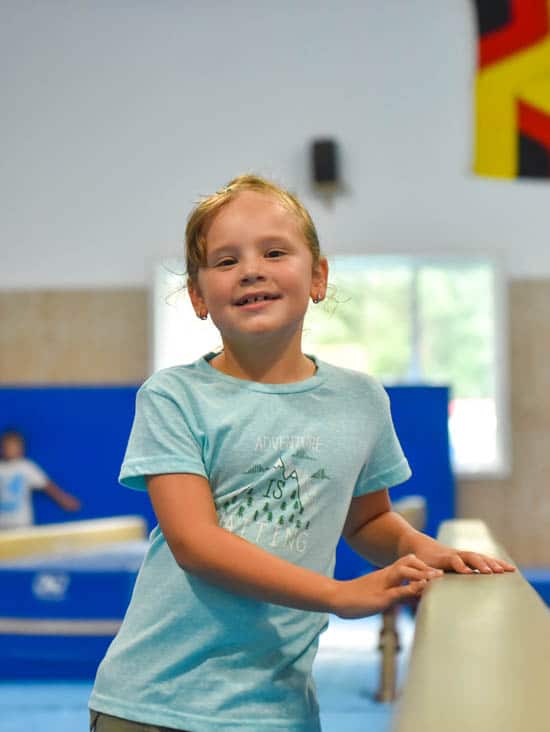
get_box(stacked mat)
[0,517,148,679]
[0,540,148,678]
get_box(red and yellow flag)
[473,0,550,178]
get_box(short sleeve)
[24,460,49,489]
[119,385,208,492]
[353,386,412,497]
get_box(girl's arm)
[343,488,515,574]
[146,473,441,619]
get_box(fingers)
[388,578,428,606]
[488,557,515,572]
[449,554,473,574]
[389,550,515,581]
[383,555,442,597]
[393,553,443,580]
[397,565,443,583]
[458,552,516,574]
[400,553,434,570]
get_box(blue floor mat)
[0,612,415,732]
[521,567,550,607]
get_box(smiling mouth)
[234,294,281,307]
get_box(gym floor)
[0,611,415,732]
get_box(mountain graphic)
[226,457,311,531]
[291,447,315,460]
[311,468,330,480]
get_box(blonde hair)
[185,174,321,283]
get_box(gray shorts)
[89,709,191,732]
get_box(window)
[152,262,222,374]
[152,256,509,477]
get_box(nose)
[240,271,266,285]
[239,257,266,285]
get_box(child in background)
[0,429,81,529]
[89,175,514,732]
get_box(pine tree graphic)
[222,457,311,531]
[244,465,268,474]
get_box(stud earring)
[312,294,323,304]
[198,311,208,320]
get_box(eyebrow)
[208,236,293,255]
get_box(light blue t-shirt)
[89,353,411,732]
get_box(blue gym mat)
[0,612,414,732]
[521,567,550,607]
[0,541,148,679]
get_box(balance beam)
[393,519,550,732]
[0,516,147,560]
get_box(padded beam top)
[394,519,550,732]
[0,516,147,560]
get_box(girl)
[89,175,514,732]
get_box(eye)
[265,249,286,258]
[214,257,237,267]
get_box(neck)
[210,332,315,384]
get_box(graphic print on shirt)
[0,474,25,513]
[217,435,328,556]
[311,468,331,480]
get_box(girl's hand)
[405,535,516,575]
[422,548,515,575]
[332,554,443,619]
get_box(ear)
[310,256,329,301]
[188,278,206,318]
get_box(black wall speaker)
[311,139,339,185]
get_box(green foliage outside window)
[303,258,495,400]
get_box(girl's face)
[189,191,327,347]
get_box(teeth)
[238,294,274,305]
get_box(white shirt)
[0,458,49,529]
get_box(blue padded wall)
[334,385,454,579]
[1,384,454,578]
[384,385,454,537]
[0,386,154,528]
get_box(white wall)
[1,0,548,289]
